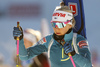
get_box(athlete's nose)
[55,26,60,31]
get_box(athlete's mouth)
[56,33,61,35]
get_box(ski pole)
[68,53,76,67]
[16,21,20,67]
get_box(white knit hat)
[52,6,73,25]
[24,28,41,44]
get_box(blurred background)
[0,0,100,67]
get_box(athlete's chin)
[56,33,63,36]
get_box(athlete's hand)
[13,26,23,40]
[63,42,75,56]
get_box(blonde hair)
[55,2,76,28]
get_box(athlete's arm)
[19,36,50,60]
[72,35,92,67]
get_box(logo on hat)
[53,13,66,17]
[68,2,78,17]
[52,10,73,22]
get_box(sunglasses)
[51,20,71,28]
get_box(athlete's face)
[53,23,72,36]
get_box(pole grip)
[17,21,20,27]
[68,53,71,56]
[17,21,20,40]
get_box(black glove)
[13,26,23,40]
[63,42,76,56]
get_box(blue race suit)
[18,30,92,67]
